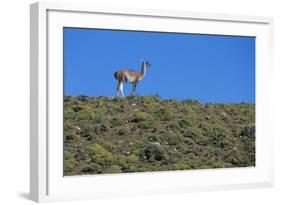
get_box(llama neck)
[140,63,147,77]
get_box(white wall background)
[0,0,280,204]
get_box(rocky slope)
[63,95,255,176]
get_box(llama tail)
[114,71,118,80]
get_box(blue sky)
[64,27,255,103]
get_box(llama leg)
[119,82,124,97]
[132,83,136,95]
[117,80,121,97]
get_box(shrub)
[209,123,233,147]
[179,116,196,128]
[118,126,130,135]
[64,121,73,130]
[93,123,108,134]
[64,132,79,142]
[142,96,160,110]
[138,120,156,129]
[181,99,200,105]
[99,141,115,152]
[80,127,93,138]
[183,126,203,138]
[165,132,184,145]
[75,149,87,161]
[64,159,76,172]
[90,108,107,123]
[132,111,151,122]
[112,155,127,166]
[105,165,122,174]
[166,121,180,130]
[155,107,174,121]
[198,121,213,136]
[183,127,207,145]
[111,114,126,126]
[86,144,113,164]
[126,154,139,163]
[64,150,74,160]
[142,95,160,104]
[75,109,92,120]
[175,163,191,170]
[212,161,225,168]
[82,164,103,174]
[64,95,255,174]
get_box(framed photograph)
[30,2,274,202]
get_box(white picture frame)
[30,1,274,202]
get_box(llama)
[113,60,151,97]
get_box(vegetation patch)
[64,95,255,176]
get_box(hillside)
[63,95,255,176]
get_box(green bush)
[64,150,74,160]
[86,144,113,164]
[183,127,204,141]
[166,121,180,130]
[111,114,126,126]
[175,163,191,170]
[155,107,174,121]
[64,132,79,142]
[137,120,156,129]
[64,159,76,172]
[165,132,184,145]
[181,99,200,105]
[184,126,202,137]
[179,116,196,128]
[105,165,122,174]
[112,155,127,166]
[118,126,130,135]
[126,154,138,163]
[64,121,73,130]
[75,109,92,120]
[91,114,104,123]
[93,123,108,134]
[132,111,151,122]
[209,123,233,147]
[63,95,255,175]
[142,96,160,110]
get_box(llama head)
[142,60,151,68]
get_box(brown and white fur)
[114,60,151,97]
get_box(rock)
[241,124,255,138]
[144,142,165,161]
[75,126,81,131]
